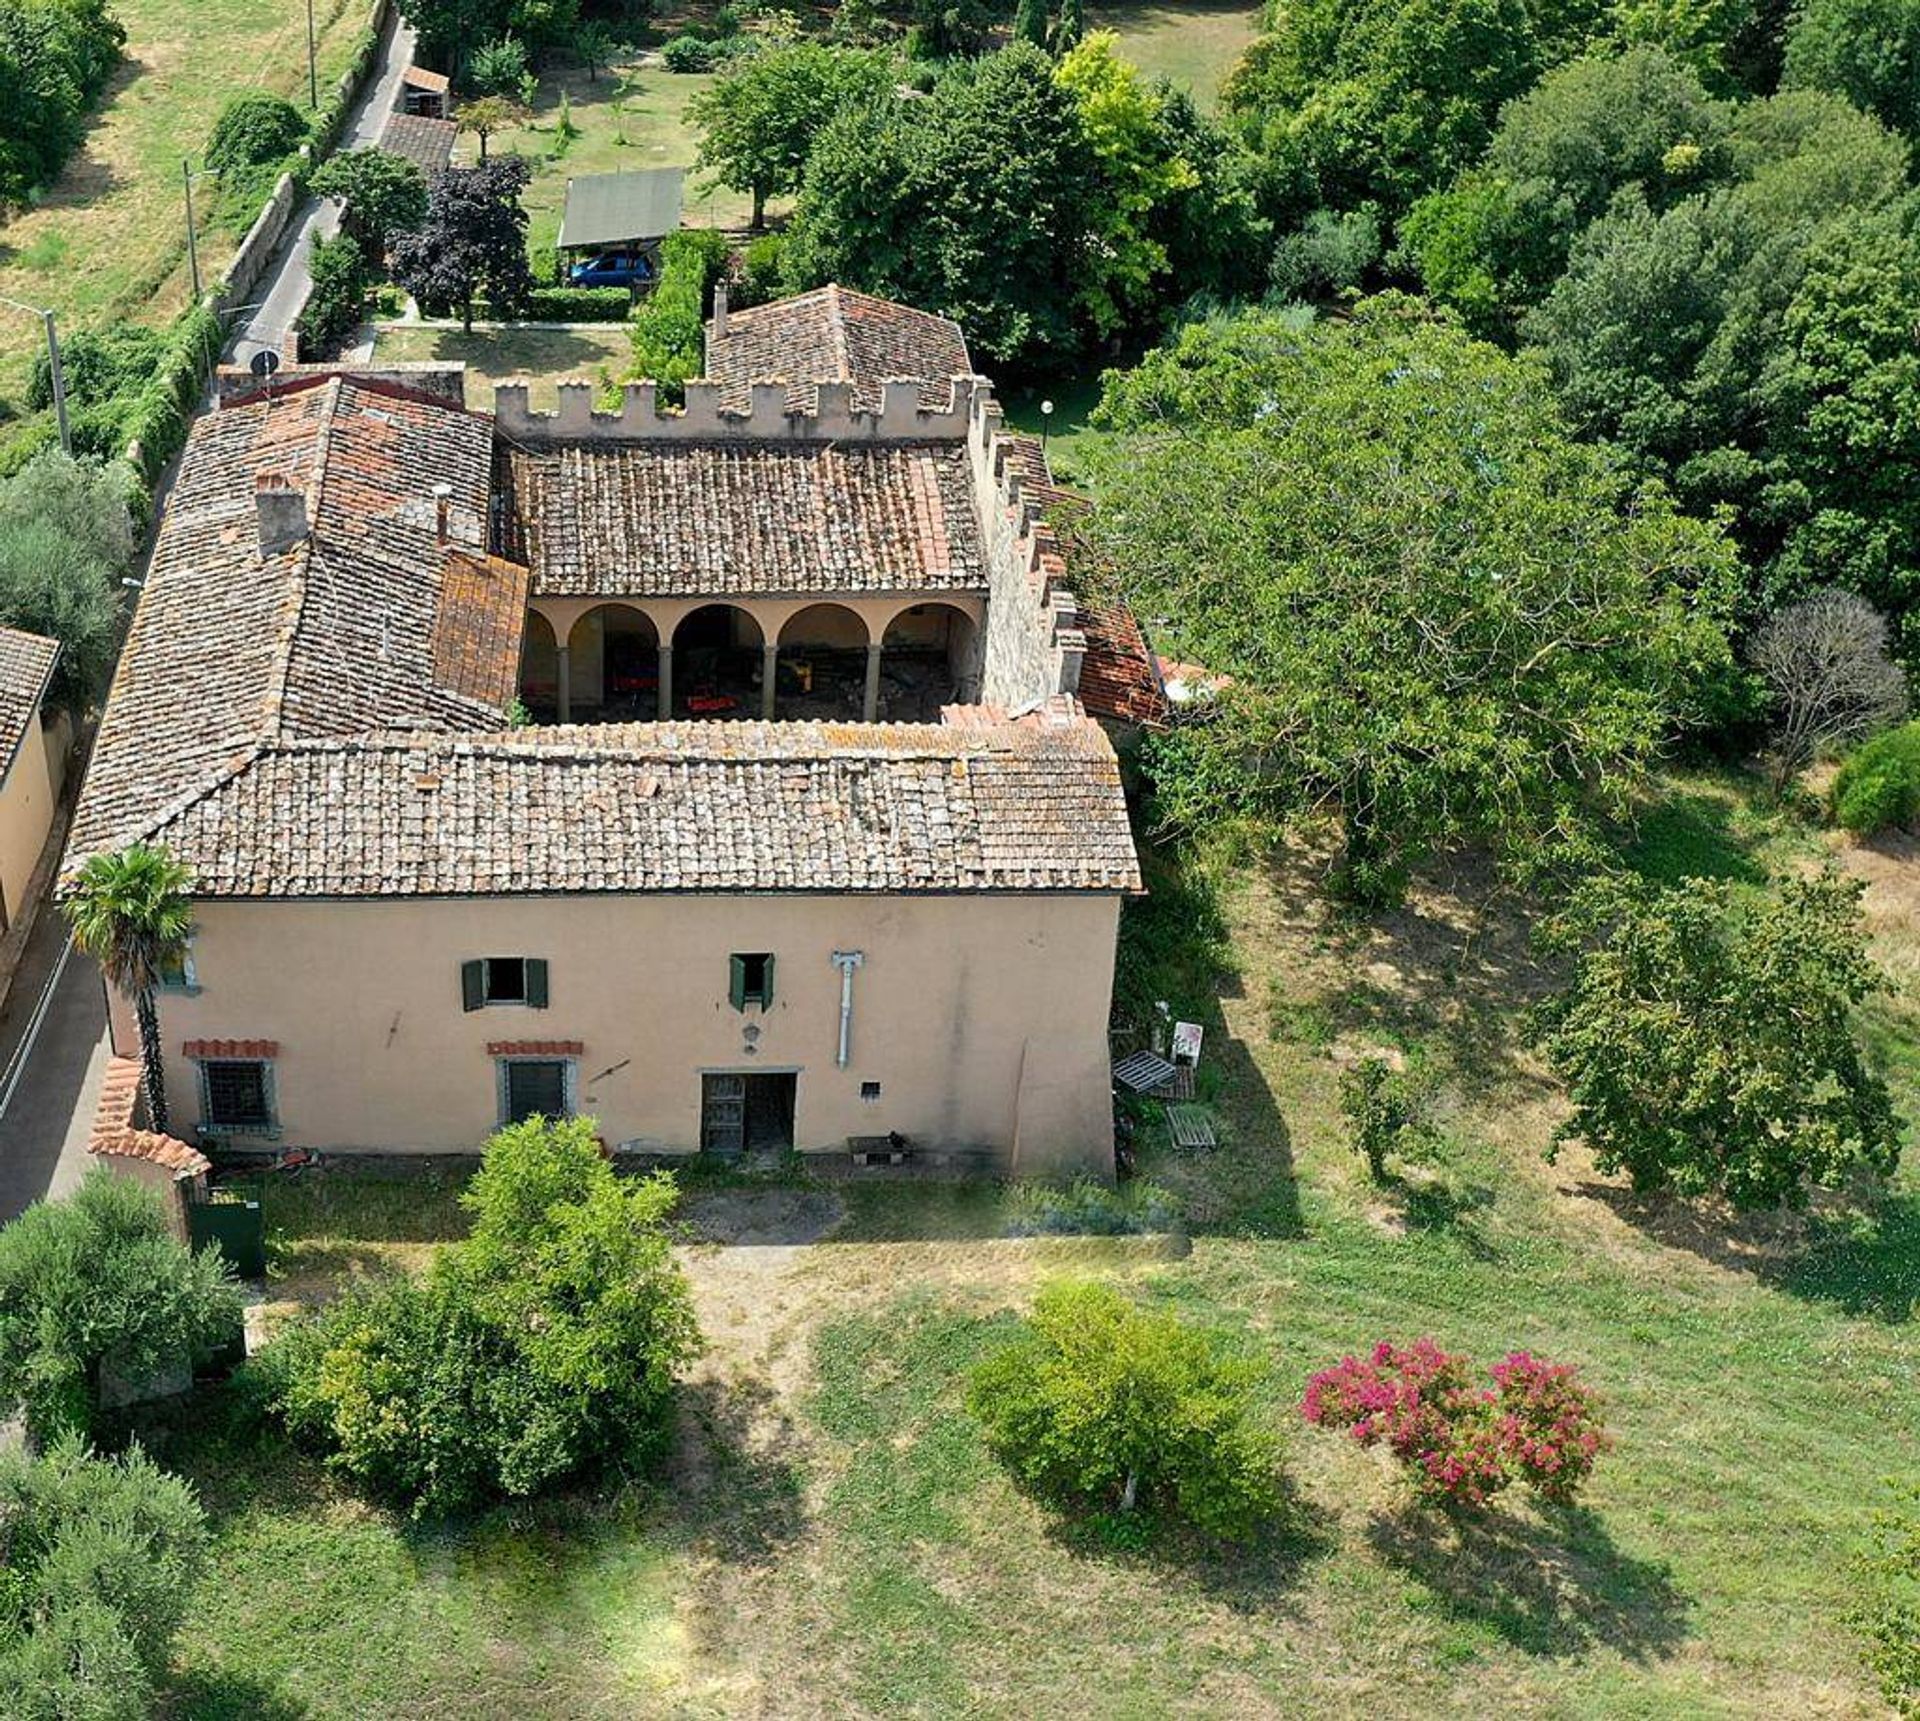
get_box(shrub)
[297,231,368,359]
[1833,721,1920,836]
[1337,1055,1428,1182]
[663,33,722,70]
[118,300,222,494]
[26,325,164,415]
[205,91,307,176]
[967,1280,1284,1540]
[1268,207,1382,302]
[1303,1339,1608,1508]
[1851,1479,1920,1712]
[733,231,786,307]
[1002,1176,1181,1236]
[0,1440,208,1720]
[516,284,633,320]
[0,1170,241,1444]
[629,227,730,404]
[257,1117,701,1516]
[469,34,535,101]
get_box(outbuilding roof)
[557,168,686,250]
[380,113,457,174]
[133,720,1141,898]
[496,439,989,598]
[0,625,57,779]
[707,285,973,412]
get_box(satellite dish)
[249,348,281,379]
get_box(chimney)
[433,481,453,544]
[254,473,307,557]
[711,279,729,341]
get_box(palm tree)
[64,844,194,1135]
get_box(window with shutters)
[499,1057,572,1125]
[158,940,199,994]
[200,1059,275,1133]
[728,952,774,1011]
[461,957,550,1010]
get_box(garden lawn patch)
[370,323,636,410]
[1091,0,1262,106]
[0,0,375,433]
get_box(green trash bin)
[189,1187,267,1279]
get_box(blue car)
[567,248,656,288]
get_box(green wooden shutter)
[461,959,484,1012]
[526,959,549,1009]
[728,954,747,1012]
[759,953,774,1009]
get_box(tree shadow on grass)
[665,1372,808,1566]
[1572,1179,1919,1325]
[1381,1167,1501,1261]
[1367,1501,1692,1661]
[162,1667,311,1720]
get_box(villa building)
[67,289,1152,1175]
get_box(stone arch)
[671,603,766,719]
[775,602,870,719]
[566,603,661,720]
[879,602,980,721]
[518,608,559,720]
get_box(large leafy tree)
[391,156,534,332]
[1222,0,1550,228]
[1524,92,1917,643]
[783,45,1098,368]
[0,448,133,710]
[0,1440,208,1720]
[63,843,194,1132]
[310,148,429,261]
[0,1171,240,1443]
[689,42,893,230]
[1085,298,1738,902]
[1402,46,1727,337]
[394,0,577,74]
[1535,870,1903,1208]
[1783,0,1920,138]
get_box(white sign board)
[1171,1021,1204,1067]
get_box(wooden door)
[701,1073,746,1156]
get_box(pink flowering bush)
[1303,1339,1608,1508]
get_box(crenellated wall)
[969,393,1087,713]
[495,375,987,444]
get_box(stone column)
[656,642,673,719]
[761,641,780,719]
[555,644,571,724]
[863,642,883,721]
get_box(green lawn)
[1093,0,1261,106]
[0,0,377,422]
[370,323,637,411]
[126,766,1918,1717]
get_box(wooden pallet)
[1113,1049,1179,1093]
[1166,1104,1217,1151]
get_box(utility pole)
[183,159,201,301]
[306,0,318,109]
[0,296,69,455]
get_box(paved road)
[227,7,418,367]
[0,910,108,1222]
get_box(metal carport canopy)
[557,168,687,250]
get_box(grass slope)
[0,0,375,418]
[134,771,1916,1717]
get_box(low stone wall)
[496,374,987,445]
[215,360,469,407]
[217,169,304,316]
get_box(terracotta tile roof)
[488,1039,585,1056]
[138,719,1142,897]
[497,440,988,598]
[707,285,973,412]
[67,374,517,879]
[381,113,456,174]
[434,552,533,703]
[401,65,450,93]
[1076,600,1167,727]
[88,1057,212,1176]
[0,625,56,776]
[183,1039,281,1059]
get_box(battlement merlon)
[494,375,990,442]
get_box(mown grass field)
[0,0,376,420]
[130,767,1917,1717]
[1093,0,1260,104]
